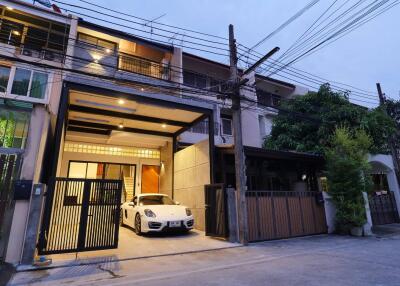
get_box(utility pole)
[228,24,248,245]
[228,24,280,244]
[376,83,400,183]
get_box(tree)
[325,127,372,233]
[264,84,396,154]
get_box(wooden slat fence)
[246,191,327,242]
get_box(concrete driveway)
[9,233,400,285]
[32,226,235,269]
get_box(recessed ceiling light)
[140,88,144,91]
[118,123,124,129]
[161,123,167,129]
[117,99,125,105]
[105,48,111,54]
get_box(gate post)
[226,188,238,243]
[362,192,373,236]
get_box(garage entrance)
[37,81,223,259]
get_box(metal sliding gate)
[246,191,327,242]
[38,178,122,255]
[205,184,229,238]
[369,192,400,225]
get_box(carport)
[36,81,227,262]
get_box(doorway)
[141,165,160,193]
[67,161,136,202]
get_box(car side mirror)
[128,202,135,207]
[175,201,180,205]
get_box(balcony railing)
[118,53,170,80]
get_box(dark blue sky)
[57,0,400,106]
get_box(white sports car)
[120,193,194,234]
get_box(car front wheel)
[134,213,142,235]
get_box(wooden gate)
[205,184,228,238]
[246,191,327,242]
[38,178,122,255]
[369,192,400,225]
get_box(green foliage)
[264,84,396,154]
[326,127,372,233]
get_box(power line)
[241,0,321,59]
[76,0,228,41]
[52,1,230,54]
[266,0,395,76]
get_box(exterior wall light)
[6,7,13,10]
[118,123,124,129]
[12,30,20,36]
[117,99,125,105]
[105,48,111,54]
[161,123,167,129]
[92,54,102,63]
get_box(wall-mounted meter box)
[13,180,33,200]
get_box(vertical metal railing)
[118,53,170,80]
[38,178,122,255]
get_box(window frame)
[221,117,233,136]
[0,65,51,104]
[77,32,118,53]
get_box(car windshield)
[139,195,175,206]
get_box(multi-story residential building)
[6,0,393,267]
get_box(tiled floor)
[41,226,236,268]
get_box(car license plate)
[169,221,181,227]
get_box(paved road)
[9,234,400,286]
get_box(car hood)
[142,205,188,219]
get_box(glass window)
[0,108,30,149]
[68,162,88,178]
[139,195,175,206]
[30,72,48,99]
[0,66,10,93]
[11,68,31,96]
[222,118,233,136]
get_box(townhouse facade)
[2,0,397,267]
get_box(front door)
[141,165,160,193]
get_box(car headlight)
[186,208,192,216]
[144,209,156,218]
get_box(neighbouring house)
[0,0,397,267]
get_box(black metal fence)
[38,178,122,255]
[369,192,400,225]
[0,151,22,261]
[118,53,170,80]
[246,190,327,242]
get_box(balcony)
[118,53,170,80]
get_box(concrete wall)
[173,140,210,231]
[5,106,50,264]
[159,142,173,198]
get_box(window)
[10,68,48,99]
[0,66,10,93]
[0,11,69,55]
[221,118,233,136]
[0,107,30,149]
[78,33,117,52]
[256,89,281,107]
[183,71,207,89]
